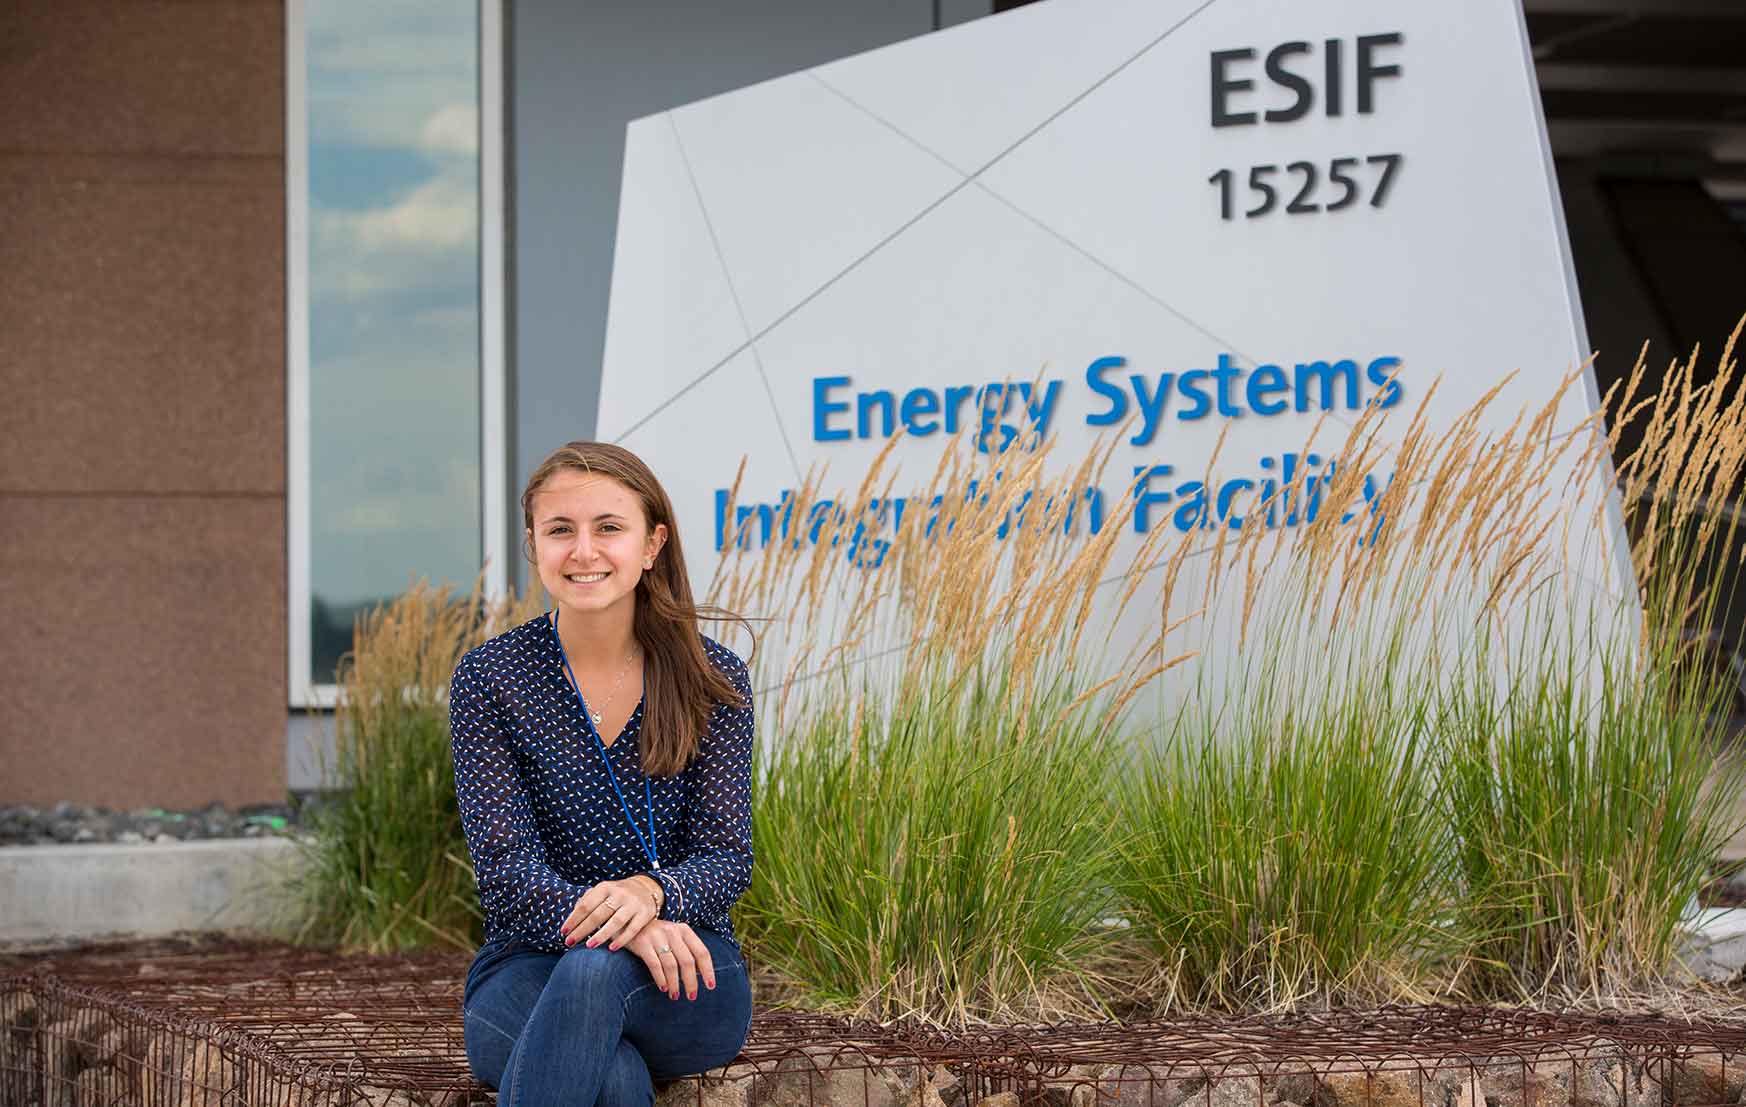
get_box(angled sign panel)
[599,0,1628,680]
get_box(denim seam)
[622,980,658,1013]
[622,955,742,1011]
[462,1006,521,1046]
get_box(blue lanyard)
[550,611,660,871]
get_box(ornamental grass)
[713,325,1746,1020]
[301,325,1746,1022]
[294,576,545,953]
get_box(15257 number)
[1208,153,1402,220]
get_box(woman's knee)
[548,944,648,1010]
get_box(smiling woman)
[291,0,503,703]
[451,440,756,1107]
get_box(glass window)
[300,0,483,690]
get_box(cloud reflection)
[306,0,481,637]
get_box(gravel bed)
[0,801,302,847]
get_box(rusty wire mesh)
[2,938,1745,1106]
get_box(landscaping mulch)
[0,802,301,847]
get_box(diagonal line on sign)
[633,114,805,482]
[810,67,1258,365]
[613,0,1227,442]
[608,163,979,443]
[963,0,1226,181]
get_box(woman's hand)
[625,921,716,1001]
[560,875,663,950]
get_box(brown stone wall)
[0,1,286,807]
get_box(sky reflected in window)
[307,0,481,684]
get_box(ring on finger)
[657,946,672,954]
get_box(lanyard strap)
[551,611,660,871]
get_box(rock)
[656,1071,753,1107]
[976,1096,1021,1107]
[1722,866,1746,903]
[930,1065,967,1107]
[750,1048,916,1107]
[1321,1063,1453,1107]
[884,1061,955,1107]
[61,1009,131,1074]
[1074,1067,1208,1107]
[119,831,144,844]
[97,1021,152,1103]
[1478,1060,1577,1107]
[1664,1054,1743,1106]
[1,998,45,1107]
[201,814,232,838]
[52,801,76,819]
[1,1037,43,1107]
[1269,1073,1337,1107]
[1042,1064,1129,1107]
[142,1036,236,1107]
[1208,1075,1267,1107]
[49,820,79,843]
[40,1014,89,1087]
[153,833,179,846]
[1,987,40,1032]
[1564,1057,1664,1107]
[75,1066,126,1104]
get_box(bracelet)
[652,871,683,918]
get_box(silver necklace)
[584,649,639,728]
[552,611,640,728]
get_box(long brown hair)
[521,441,749,776]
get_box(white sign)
[598,0,1628,674]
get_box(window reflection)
[307,0,482,685]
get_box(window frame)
[285,0,509,709]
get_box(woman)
[451,441,754,1106]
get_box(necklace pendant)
[590,710,602,726]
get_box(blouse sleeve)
[653,650,755,926]
[449,651,585,951]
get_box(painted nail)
[688,991,696,1000]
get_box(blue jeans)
[462,929,752,1107]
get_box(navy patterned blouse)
[448,613,754,952]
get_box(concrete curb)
[0,838,307,944]
[1680,905,1746,984]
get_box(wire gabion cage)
[3,938,1744,1107]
